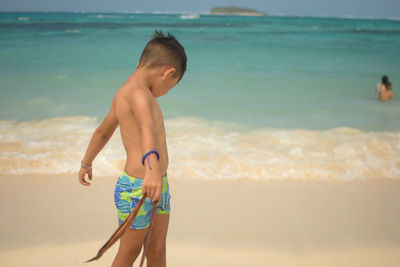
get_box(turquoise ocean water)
[1,12,399,180]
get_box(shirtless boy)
[78,30,187,267]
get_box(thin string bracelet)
[81,160,92,170]
[141,149,160,170]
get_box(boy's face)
[152,67,180,98]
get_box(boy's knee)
[146,243,166,261]
[119,243,143,260]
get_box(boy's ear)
[162,67,176,80]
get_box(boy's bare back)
[113,78,169,178]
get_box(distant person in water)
[376,75,388,99]
[379,82,394,101]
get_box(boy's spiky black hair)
[138,30,187,82]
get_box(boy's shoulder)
[118,80,154,103]
[115,80,157,115]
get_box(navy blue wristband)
[141,149,160,170]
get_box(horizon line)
[0,10,399,21]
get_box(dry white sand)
[0,174,399,266]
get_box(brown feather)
[85,193,148,263]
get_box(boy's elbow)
[96,127,110,140]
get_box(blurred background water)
[1,12,399,130]
[1,12,399,179]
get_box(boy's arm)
[79,96,119,186]
[130,88,162,202]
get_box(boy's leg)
[111,227,148,267]
[146,213,170,267]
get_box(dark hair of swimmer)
[382,75,388,86]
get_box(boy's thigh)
[118,213,169,252]
[119,227,148,253]
[148,213,170,248]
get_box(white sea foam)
[0,116,399,181]
[88,14,122,19]
[17,17,29,21]
[180,14,200,19]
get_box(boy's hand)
[78,167,93,186]
[142,171,162,202]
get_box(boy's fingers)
[149,188,155,201]
[79,177,90,186]
[149,190,158,202]
[142,183,162,201]
[150,188,157,202]
[78,171,91,186]
[142,185,149,199]
[88,170,92,180]
[154,188,161,202]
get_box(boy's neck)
[128,67,154,92]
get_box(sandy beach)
[0,174,399,266]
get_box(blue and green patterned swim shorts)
[113,171,171,229]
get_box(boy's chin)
[152,89,168,98]
[151,92,164,98]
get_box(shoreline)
[2,115,400,180]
